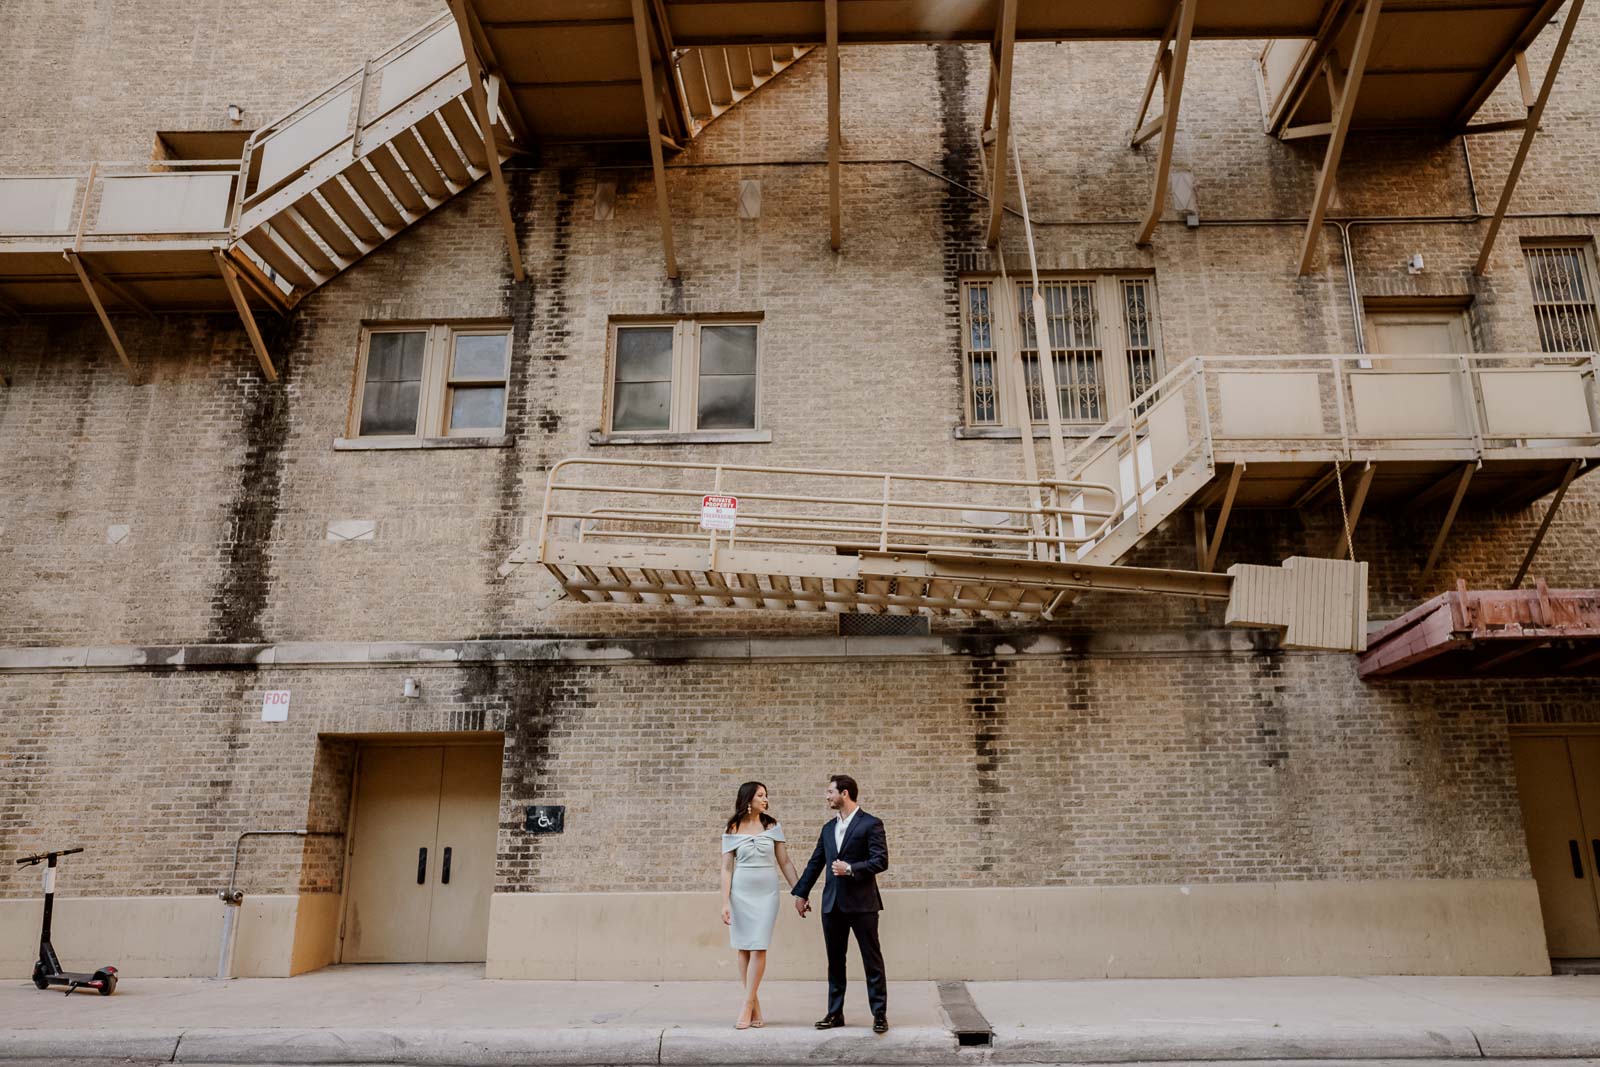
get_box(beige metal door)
[1510,734,1600,957]
[426,746,502,962]
[1571,737,1600,938]
[340,744,501,963]
[1367,309,1470,365]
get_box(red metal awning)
[1360,580,1600,680]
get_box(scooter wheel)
[93,969,117,996]
[31,963,49,990]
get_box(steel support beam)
[1511,458,1581,587]
[447,0,526,282]
[631,0,678,278]
[1473,0,1584,275]
[1419,462,1474,584]
[214,251,279,383]
[64,251,138,384]
[1331,461,1375,560]
[826,0,842,251]
[984,0,1018,248]
[69,253,153,319]
[1203,462,1244,572]
[1131,4,1179,146]
[1297,0,1382,275]
[1136,0,1194,247]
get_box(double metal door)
[340,745,501,963]
[1510,733,1600,957]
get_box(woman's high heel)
[751,998,765,1028]
[736,1003,754,1030]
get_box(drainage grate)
[937,980,994,1047]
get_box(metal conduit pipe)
[215,829,343,980]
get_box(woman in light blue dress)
[720,781,799,1030]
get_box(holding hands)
[794,896,810,917]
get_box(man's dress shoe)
[814,1014,845,1030]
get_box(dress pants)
[821,908,886,1018]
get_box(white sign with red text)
[261,689,291,722]
[700,494,738,531]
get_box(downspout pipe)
[215,829,343,980]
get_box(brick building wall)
[1,1,1597,975]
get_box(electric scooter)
[15,847,117,995]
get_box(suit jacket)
[791,810,888,914]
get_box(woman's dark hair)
[830,774,859,801]
[726,781,777,833]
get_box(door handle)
[441,846,452,885]
[1592,840,1599,875]
[417,846,428,885]
[1570,840,1585,879]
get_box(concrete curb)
[986,1024,1484,1063]
[0,1029,182,1061]
[658,1024,960,1063]
[2,1022,1598,1064]
[173,1027,664,1065]
[1473,1027,1600,1058]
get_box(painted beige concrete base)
[0,893,341,978]
[485,879,1552,980]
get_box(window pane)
[359,380,422,435]
[616,327,674,382]
[449,386,506,431]
[453,333,508,379]
[699,325,757,374]
[697,375,756,429]
[613,381,672,430]
[365,331,426,383]
[359,332,425,435]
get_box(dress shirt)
[834,808,858,872]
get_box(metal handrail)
[538,457,1123,565]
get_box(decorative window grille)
[1121,278,1160,408]
[959,274,1161,430]
[1523,244,1600,354]
[963,282,1001,425]
[1019,281,1105,422]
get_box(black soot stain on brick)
[209,313,301,643]
[458,662,573,887]
[965,655,1009,873]
[1251,650,1290,768]
[936,44,981,418]
[481,169,579,636]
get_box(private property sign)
[700,494,738,531]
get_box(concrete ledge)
[175,1027,665,1065]
[0,630,1285,675]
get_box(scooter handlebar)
[15,847,83,866]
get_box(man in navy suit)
[792,774,889,1032]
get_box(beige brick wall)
[3,652,1590,901]
[2,3,1599,925]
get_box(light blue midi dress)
[722,824,784,950]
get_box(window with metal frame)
[1523,243,1600,355]
[960,275,1162,429]
[351,324,511,439]
[606,318,760,434]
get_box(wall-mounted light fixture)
[1408,253,1425,275]
[402,677,420,699]
[227,104,244,124]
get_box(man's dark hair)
[830,774,859,801]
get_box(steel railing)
[537,457,1124,566]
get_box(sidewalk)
[3,965,1599,1065]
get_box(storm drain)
[937,980,994,1047]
